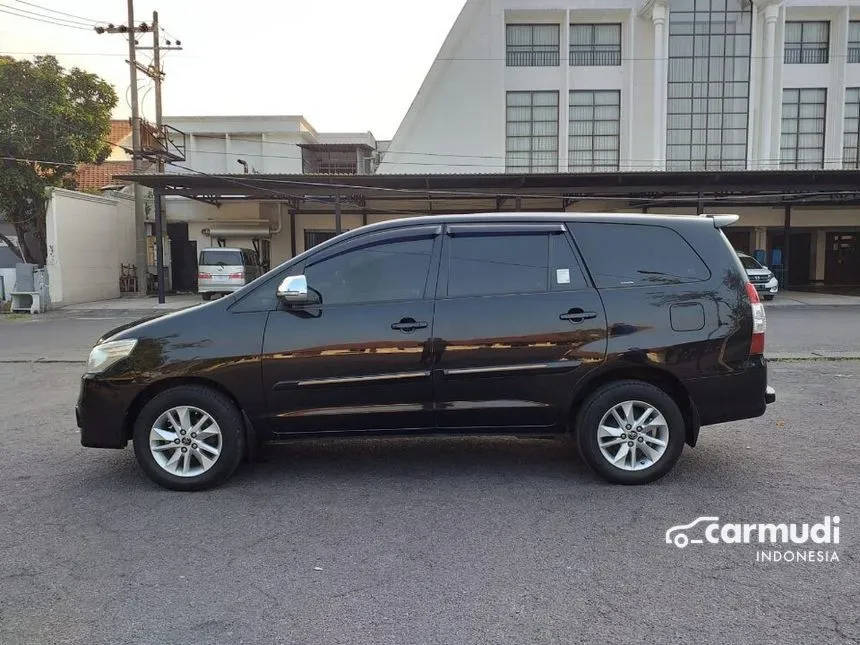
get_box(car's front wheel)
[575,380,685,485]
[132,385,245,491]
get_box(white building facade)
[373,0,860,286]
[378,0,860,174]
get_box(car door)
[262,225,442,435]
[432,222,608,431]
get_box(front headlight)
[87,339,138,374]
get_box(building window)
[304,230,338,250]
[780,88,826,170]
[843,89,860,169]
[506,24,560,67]
[569,90,620,172]
[569,24,621,66]
[849,22,860,64]
[505,91,559,173]
[666,0,752,171]
[784,21,829,64]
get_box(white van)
[197,247,263,300]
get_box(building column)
[652,1,668,170]
[758,2,780,169]
[754,227,768,255]
[559,9,571,172]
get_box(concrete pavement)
[0,360,857,645]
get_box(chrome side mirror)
[276,275,309,303]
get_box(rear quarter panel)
[569,219,753,380]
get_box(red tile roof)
[108,119,132,145]
[73,120,136,191]
[75,160,134,191]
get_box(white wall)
[46,188,136,306]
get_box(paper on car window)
[556,269,570,284]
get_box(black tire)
[575,380,685,485]
[201,293,212,301]
[763,294,775,301]
[132,385,245,491]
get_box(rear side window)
[445,230,587,297]
[199,250,243,266]
[570,223,710,288]
[448,233,547,297]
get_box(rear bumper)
[686,356,775,427]
[76,376,140,449]
[198,282,243,294]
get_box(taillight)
[228,272,244,280]
[198,272,211,279]
[745,282,766,355]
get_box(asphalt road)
[0,361,857,645]
[1,304,860,362]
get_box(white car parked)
[738,253,779,300]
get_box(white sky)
[0,0,467,139]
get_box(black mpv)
[77,213,776,490]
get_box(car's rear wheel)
[201,292,212,301]
[132,386,245,491]
[575,380,685,485]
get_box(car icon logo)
[665,516,720,548]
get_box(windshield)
[199,250,243,266]
[739,255,763,270]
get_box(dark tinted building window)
[305,237,434,305]
[447,232,549,297]
[570,223,710,288]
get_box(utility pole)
[96,6,182,303]
[127,0,147,296]
[152,10,165,304]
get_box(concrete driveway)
[0,360,857,645]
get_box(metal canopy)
[114,169,860,211]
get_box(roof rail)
[699,213,740,228]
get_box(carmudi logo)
[665,516,841,563]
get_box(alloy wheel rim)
[597,400,669,472]
[149,406,223,477]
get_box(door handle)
[391,317,429,333]
[560,308,598,323]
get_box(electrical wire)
[0,6,92,30]
[1,1,91,27]
[1,155,78,167]
[9,0,101,24]
[13,102,860,206]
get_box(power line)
[0,51,131,57]
[0,5,92,30]
[2,155,78,167]
[8,0,101,24]
[2,1,91,26]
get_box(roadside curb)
[768,354,860,361]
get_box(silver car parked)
[198,247,263,300]
[738,252,779,300]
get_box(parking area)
[0,359,857,645]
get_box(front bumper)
[76,375,140,449]
[753,279,779,295]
